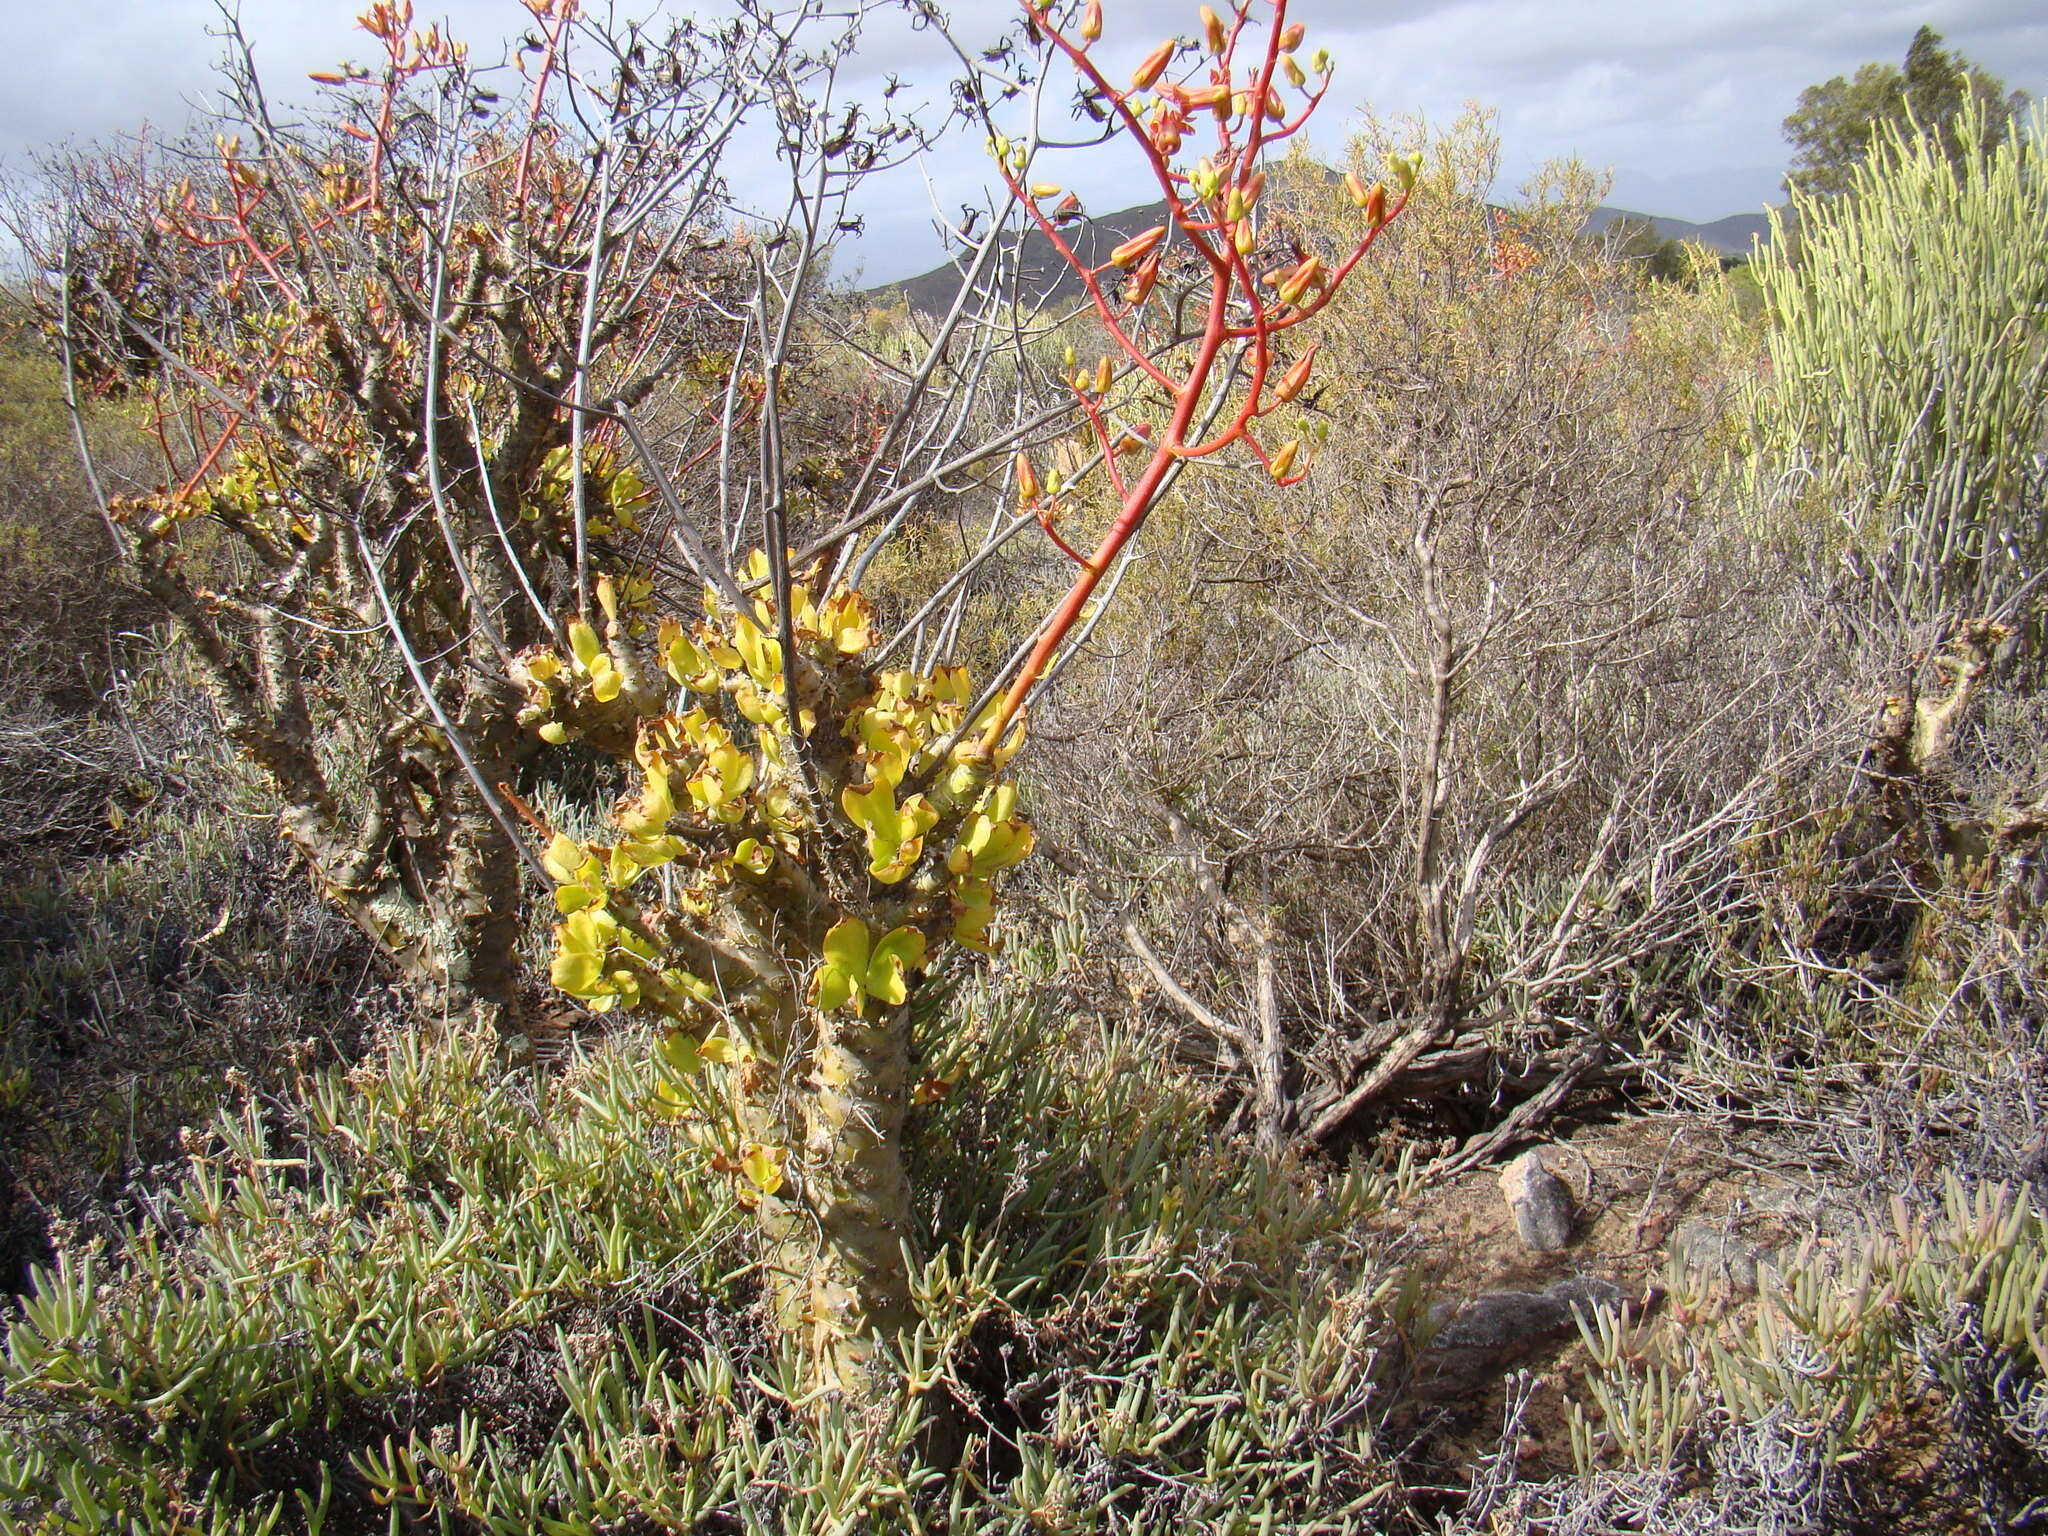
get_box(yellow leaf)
[740,1144,785,1196]
[550,949,605,996]
[658,1029,704,1075]
[865,924,927,1005]
[648,1081,689,1119]
[932,665,971,704]
[731,614,783,689]
[660,619,718,690]
[542,833,589,885]
[562,906,618,955]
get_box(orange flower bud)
[1080,0,1102,41]
[1031,182,1062,198]
[1114,423,1153,454]
[1244,170,1266,205]
[1109,224,1168,268]
[1131,40,1175,90]
[1277,254,1322,305]
[1200,5,1226,55]
[1015,454,1041,502]
[1095,355,1115,393]
[1345,170,1371,207]
[1265,87,1286,120]
[1274,344,1317,402]
[1365,181,1389,225]
[1183,83,1227,110]
[1277,22,1305,51]
[1269,439,1301,478]
[1123,252,1162,304]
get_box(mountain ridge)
[865,200,1777,313]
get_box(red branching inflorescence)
[976,0,1409,753]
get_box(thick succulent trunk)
[440,681,532,1039]
[144,544,535,1041]
[317,818,527,1037]
[748,998,918,1394]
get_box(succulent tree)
[22,0,812,1035]
[511,0,1405,1389]
[32,0,1399,1390]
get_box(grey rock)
[1750,1183,1864,1246]
[1419,1276,1624,1397]
[1499,1148,1575,1252]
[1431,1275,1624,1351]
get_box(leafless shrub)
[1030,112,1821,1154]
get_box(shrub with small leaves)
[1,933,1419,1534]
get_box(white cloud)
[4,0,2041,280]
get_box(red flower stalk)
[974,0,1409,755]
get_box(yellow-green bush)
[1568,1176,2048,1525]
[1748,100,2048,624]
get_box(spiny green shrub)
[1749,99,2048,626]
[2,933,1421,1535]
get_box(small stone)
[1499,1148,1575,1252]
[1545,1274,1624,1319]
[1430,1276,1622,1352]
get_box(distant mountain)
[869,199,1778,314]
[1583,205,1776,257]
[873,196,1176,316]
[1606,165,1786,227]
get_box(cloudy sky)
[3,0,2042,282]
